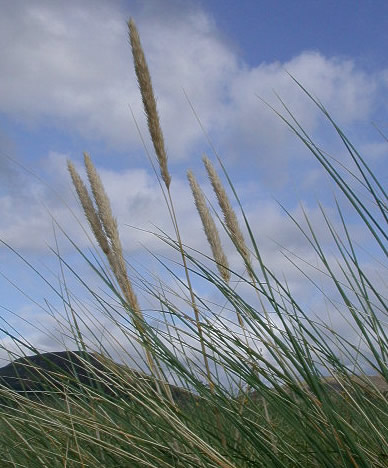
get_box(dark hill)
[0,350,197,406]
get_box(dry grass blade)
[128,18,171,189]
[203,155,251,268]
[187,170,230,283]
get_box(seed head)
[128,18,171,189]
[187,170,230,282]
[203,155,251,267]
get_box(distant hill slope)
[247,373,388,402]
[0,350,197,405]
[319,374,388,394]
[2,351,385,408]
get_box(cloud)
[0,0,384,166]
[0,149,203,255]
[222,52,377,158]
[0,0,134,145]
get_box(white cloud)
[220,52,379,181]
[0,149,204,255]
[0,0,383,164]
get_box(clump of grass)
[0,17,386,468]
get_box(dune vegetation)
[0,18,386,467]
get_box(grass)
[0,17,386,467]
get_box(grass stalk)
[128,17,227,449]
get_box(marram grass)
[0,18,386,468]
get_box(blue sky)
[0,0,386,365]
[204,0,388,70]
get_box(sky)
[0,0,386,368]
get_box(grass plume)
[67,154,163,382]
[67,160,110,257]
[187,169,230,283]
[203,155,251,269]
[128,18,171,189]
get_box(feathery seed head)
[82,153,142,318]
[68,154,156,374]
[67,160,110,255]
[187,170,230,283]
[202,155,251,266]
[69,154,142,320]
[128,18,171,189]
[83,152,121,250]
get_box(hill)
[0,350,197,406]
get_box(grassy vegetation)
[0,18,386,467]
